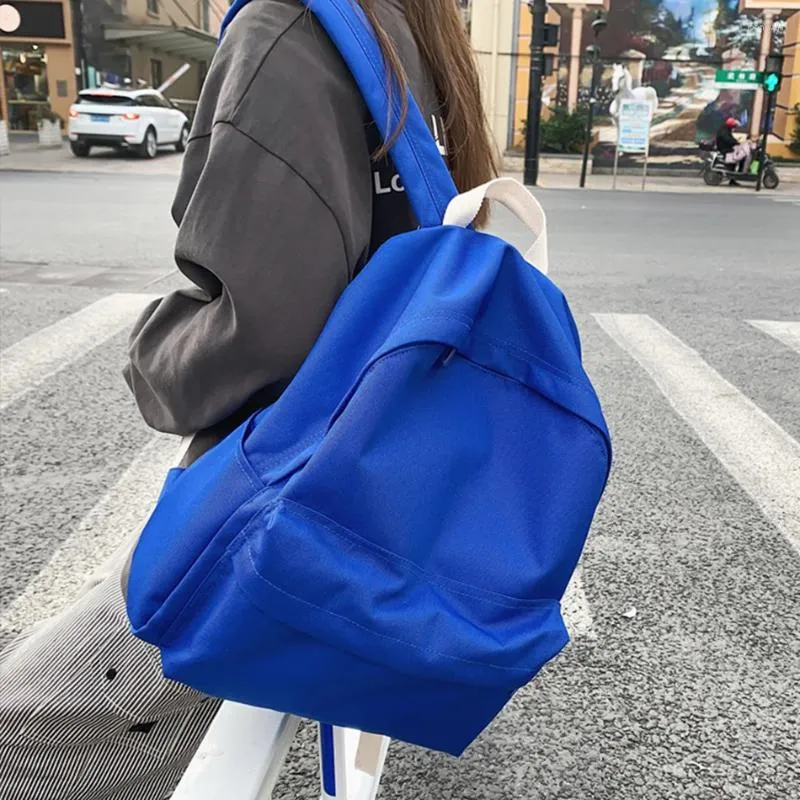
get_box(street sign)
[612,99,653,191]
[0,3,22,33]
[618,100,651,153]
[715,69,763,90]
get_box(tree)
[592,0,694,59]
[790,104,800,155]
[719,16,786,59]
[716,0,738,34]
[652,7,691,49]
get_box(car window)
[153,94,173,109]
[136,95,156,107]
[76,94,136,106]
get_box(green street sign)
[715,69,763,90]
[763,72,781,93]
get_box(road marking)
[562,566,595,641]
[758,196,800,207]
[748,320,800,355]
[0,434,179,635]
[594,313,800,557]
[0,292,159,411]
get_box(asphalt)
[1,169,799,799]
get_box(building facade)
[1,0,78,130]
[470,0,800,160]
[79,0,220,105]
[0,0,221,131]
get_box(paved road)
[1,170,799,799]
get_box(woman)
[0,1,496,797]
[125,0,496,453]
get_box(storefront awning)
[103,24,217,62]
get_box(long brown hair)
[358,0,497,225]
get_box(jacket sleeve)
[124,120,352,435]
[716,129,737,152]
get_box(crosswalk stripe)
[747,320,800,355]
[594,313,800,558]
[0,434,179,635]
[0,292,159,411]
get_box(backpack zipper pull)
[439,347,457,368]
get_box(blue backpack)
[125,0,611,757]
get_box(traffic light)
[763,53,784,93]
[533,22,559,47]
[763,72,780,93]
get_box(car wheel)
[702,167,722,186]
[70,141,91,158]
[762,169,780,190]
[139,127,158,159]
[175,125,189,153]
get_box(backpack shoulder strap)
[220,0,457,228]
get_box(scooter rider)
[715,117,746,185]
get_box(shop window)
[150,59,162,90]
[2,45,50,131]
[147,0,159,15]
[98,54,133,88]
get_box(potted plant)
[36,106,64,148]
[540,108,590,154]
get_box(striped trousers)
[0,540,220,799]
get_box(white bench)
[171,703,389,800]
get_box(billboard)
[508,0,797,165]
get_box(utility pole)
[756,52,783,192]
[523,0,548,186]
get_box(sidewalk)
[3,138,799,197]
[515,171,800,196]
[0,139,182,176]
[503,149,800,194]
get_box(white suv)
[68,88,191,159]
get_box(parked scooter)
[699,141,780,189]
